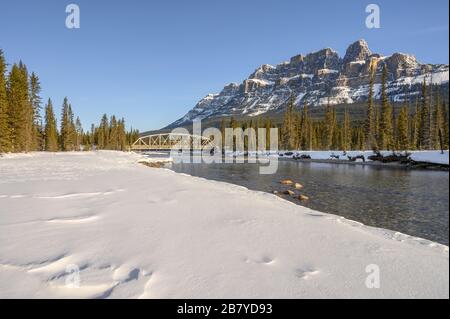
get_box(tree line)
[220,64,449,152]
[0,49,139,154]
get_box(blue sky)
[1,0,448,131]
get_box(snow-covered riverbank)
[0,151,448,298]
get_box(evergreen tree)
[118,118,127,151]
[419,79,431,149]
[397,104,409,151]
[324,98,335,150]
[99,114,109,149]
[281,95,296,149]
[342,109,352,151]
[264,117,271,151]
[379,65,394,150]
[331,107,339,149]
[220,118,226,151]
[300,103,311,150]
[30,72,42,150]
[366,63,376,150]
[432,88,443,150]
[0,49,11,153]
[411,98,421,150]
[442,102,449,149]
[109,115,118,150]
[44,99,58,151]
[60,97,71,151]
[75,116,83,151]
[7,63,32,152]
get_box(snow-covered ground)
[0,151,448,298]
[241,150,449,165]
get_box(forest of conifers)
[219,64,449,152]
[0,49,139,154]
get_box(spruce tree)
[264,117,271,151]
[44,99,58,151]
[397,104,409,151]
[109,115,118,150]
[419,79,431,149]
[118,118,127,151]
[75,117,83,151]
[220,118,226,151]
[281,95,296,149]
[324,98,335,150]
[0,49,11,153]
[7,63,32,152]
[411,98,421,150]
[342,109,352,151]
[442,102,449,149]
[432,88,442,150]
[366,63,376,150]
[30,72,42,150]
[60,97,71,151]
[379,65,394,150]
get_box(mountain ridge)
[164,39,449,129]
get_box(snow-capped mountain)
[165,39,449,128]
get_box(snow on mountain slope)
[166,39,449,128]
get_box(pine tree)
[419,79,431,149]
[300,103,312,150]
[7,63,32,152]
[220,118,226,151]
[30,72,42,150]
[264,117,271,151]
[331,107,339,150]
[281,95,296,149]
[432,88,442,150]
[60,97,71,151]
[0,49,11,153]
[68,104,76,150]
[379,65,394,150]
[44,99,58,151]
[411,98,421,150]
[118,118,127,151]
[98,114,109,149]
[442,102,449,149]
[324,98,335,150]
[342,108,352,151]
[397,104,409,151]
[366,63,376,150]
[75,117,83,151]
[109,115,118,150]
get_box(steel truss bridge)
[131,133,215,151]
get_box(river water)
[159,155,449,245]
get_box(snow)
[317,69,339,75]
[0,151,448,298]
[350,60,366,65]
[396,70,449,86]
[300,73,314,79]
[275,150,449,165]
[247,78,273,86]
[410,151,449,165]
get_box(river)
[156,154,449,245]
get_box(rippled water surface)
[163,157,449,245]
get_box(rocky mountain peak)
[343,39,372,64]
[164,40,449,129]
